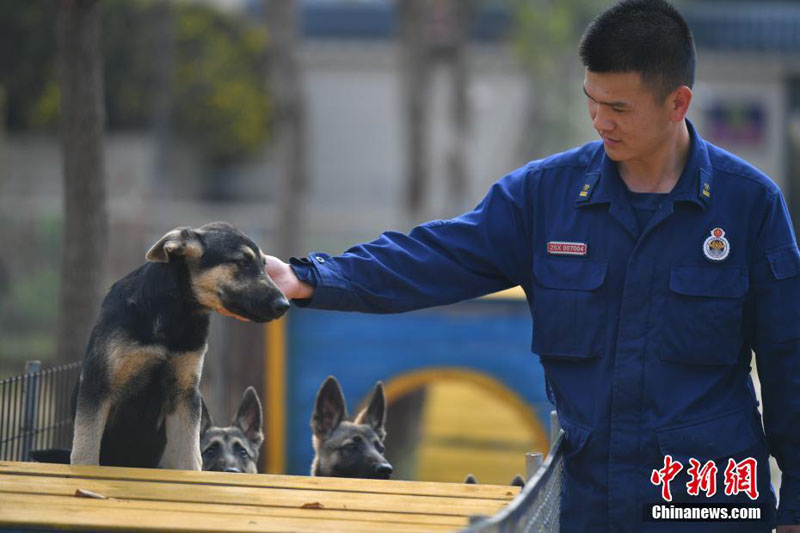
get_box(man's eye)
[611,107,625,113]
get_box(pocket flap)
[669,266,749,298]
[656,410,758,461]
[767,245,800,280]
[534,259,607,291]
[559,415,592,456]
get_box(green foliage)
[172,3,270,163]
[0,0,270,163]
[0,217,61,370]
[509,0,606,157]
[512,0,604,70]
[1,267,59,328]
[0,0,59,131]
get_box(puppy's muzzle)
[374,462,393,479]
[271,296,290,317]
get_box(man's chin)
[602,143,625,161]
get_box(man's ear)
[311,376,347,439]
[354,381,386,441]
[234,387,264,448]
[669,85,693,123]
[145,227,203,263]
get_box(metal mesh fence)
[0,360,81,461]
[466,424,565,533]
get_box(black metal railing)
[0,360,81,461]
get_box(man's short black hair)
[579,0,696,101]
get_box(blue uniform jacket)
[291,121,800,531]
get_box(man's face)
[583,70,674,164]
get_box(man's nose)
[592,106,613,132]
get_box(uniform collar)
[576,119,713,210]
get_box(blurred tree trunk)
[265,0,308,259]
[444,0,474,215]
[398,0,430,223]
[151,0,174,196]
[56,0,108,363]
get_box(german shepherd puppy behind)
[464,473,526,488]
[200,386,263,473]
[70,222,288,470]
[310,376,393,479]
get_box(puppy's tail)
[30,448,72,464]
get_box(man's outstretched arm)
[264,165,535,314]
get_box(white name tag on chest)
[547,241,588,256]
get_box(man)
[266,1,800,530]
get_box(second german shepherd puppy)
[200,387,263,473]
[310,376,393,479]
[70,222,288,470]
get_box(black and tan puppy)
[70,222,288,470]
[310,376,393,479]
[200,387,263,473]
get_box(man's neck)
[619,122,691,193]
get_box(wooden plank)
[0,461,518,500]
[0,474,511,517]
[0,485,466,527]
[0,493,457,532]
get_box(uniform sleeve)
[289,165,534,313]
[749,191,800,525]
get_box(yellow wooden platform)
[0,461,519,532]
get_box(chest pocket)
[532,258,608,360]
[660,265,749,365]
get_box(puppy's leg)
[159,347,205,471]
[72,340,166,465]
[71,376,111,465]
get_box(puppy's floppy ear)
[234,387,264,448]
[200,397,214,435]
[311,376,347,439]
[145,227,203,263]
[354,381,386,440]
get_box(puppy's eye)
[374,441,385,454]
[237,256,250,267]
[237,447,250,460]
[202,443,218,460]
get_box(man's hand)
[263,255,314,300]
[777,526,800,533]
